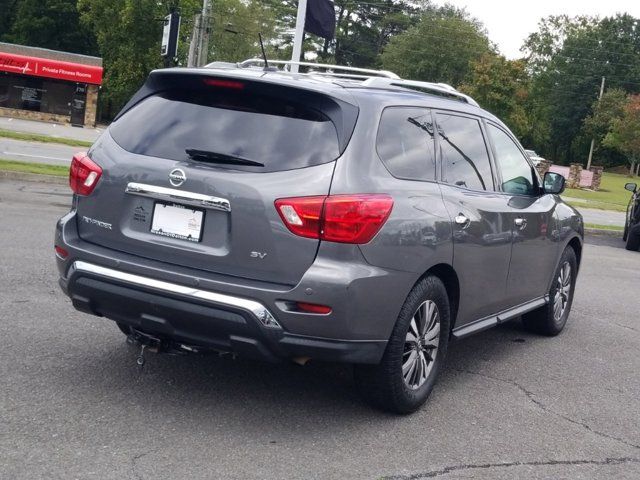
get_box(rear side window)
[436,113,494,191]
[109,88,341,172]
[376,107,436,181]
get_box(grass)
[562,172,636,212]
[584,223,624,231]
[0,159,68,177]
[0,129,93,148]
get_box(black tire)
[626,228,640,251]
[523,246,577,336]
[623,222,628,241]
[354,275,450,414]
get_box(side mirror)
[543,172,565,195]
[625,182,637,193]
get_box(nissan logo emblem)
[169,168,186,187]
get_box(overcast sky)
[431,0,640,58]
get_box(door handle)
[514,217,527,230]
[454,214,471,229]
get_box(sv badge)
[250,251,267,259]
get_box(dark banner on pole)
[304,0,336,40]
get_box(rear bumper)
[60,260,384,363]
[54,211,416,364]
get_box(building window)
[0,71,78,117]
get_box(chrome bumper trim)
[70,261,280,328]
[125,182,231,212]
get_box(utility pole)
[199,0,212,66]
[187,0,212,67]
[290,0,308,73]
[586,76,606,170]
[187,13,201,67]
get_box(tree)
[6,0,97,55]
[581,88,628,167]
[0,0,19,42]
[522,14,640,164]
[603,95,640,176]
[78,0,202,118]
[460,54,531,141]
[380,7,493,86]
[208,0,278,63]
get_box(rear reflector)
[275,194,393,244]
[54,246,68,259]
[295,302,332,314]
[202,78,245,89]
[69,152,102,196]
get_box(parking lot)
[1,179,639,479]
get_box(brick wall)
[589,166,604,191]
[0,106,70,125]
[567,163,582,189]
[84,85,99,127]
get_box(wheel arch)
[566,235,583,271]
[415,263,460,332]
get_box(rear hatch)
[76,70,358,285]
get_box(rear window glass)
[376,107,436,181]
[436,113,494,191]
[109,89,341,172]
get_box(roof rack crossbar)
[235,58,400,79]
[361,78,479,107]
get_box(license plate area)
[150,202,204,243]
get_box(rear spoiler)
[113,68,360,154]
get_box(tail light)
[275,194,394,244]
[69,152,102,196]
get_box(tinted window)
[376,107,436,181]
[109,89,340,172]
[437,114,493,191]
[488,124,537,196]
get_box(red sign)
[0,51,103,85]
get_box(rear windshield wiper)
[185,149,264,167]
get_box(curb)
[0,169,67,185]
[584,227,623,237]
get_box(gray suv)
[55,61,583,413]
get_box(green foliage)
[208,0,278,63]
[460,54,531,140]
[381,7,492,86]
[523,14,640,164]
[604,95,640,166]
[78,0,164,117]
[4,0,97,54]
[0,0,19,41]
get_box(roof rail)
[361,77,479,107]
[233,58,400,79]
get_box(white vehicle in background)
[525,149,546,166]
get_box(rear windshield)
[109,88,341,172]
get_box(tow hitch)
[125,328,226,370]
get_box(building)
[0,42,103,127]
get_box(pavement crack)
[454,368,640,451]
[130,450,155,480]
[382,457,640,479]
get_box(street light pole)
[586,76,606,170]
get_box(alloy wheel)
[553,262,572,322]
[402,300,440,390]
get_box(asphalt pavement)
[0,137,81,166]
[0,116,103,143]
[1,179,639,480]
